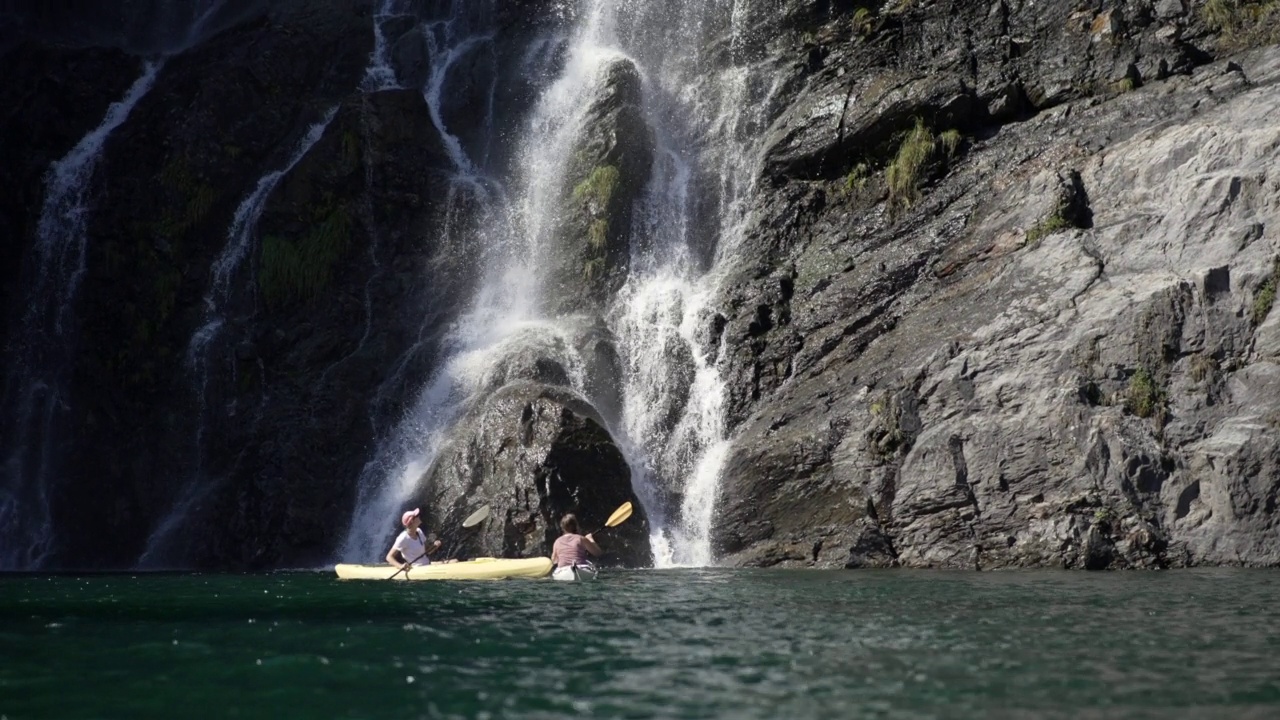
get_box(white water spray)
[604,1,776,566]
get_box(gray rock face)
[419,381,653,567]
[712,37,1280,570]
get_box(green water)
[2,569,1279,719]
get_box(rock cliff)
[2,0,1277,570]
[710,1,1280,569]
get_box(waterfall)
[339,0,619,560]
[364,0,404,92]
[340,0,516,560]
[341,0,776,567]
[607,2,780,566]
[0,60,163,570]
[136,108,338,568]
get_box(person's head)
[402,508,421,531]
[560,514,579,534]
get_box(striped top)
[553,533,589,568]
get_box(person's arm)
[551,543,559,565]
[419,532,441,560]
[386,548,408,570]
[582,534,603,557]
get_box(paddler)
[551,513,602,580]
[386,508,446,571]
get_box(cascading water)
[341,0,525,560]
[364,0,403,92]
[0,61,163,570]
[607,2,781,566]
[341,0,778,567]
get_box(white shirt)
[392,529,432,565]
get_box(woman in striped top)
[551,514,602,575]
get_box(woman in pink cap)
[385,508,442,572]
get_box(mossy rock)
[573,165,620,211]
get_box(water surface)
[2,569,1278,719]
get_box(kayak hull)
[551,564,599,582]
[335,557,553,581]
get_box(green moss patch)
[1025,212,1073,246]
[1125,367,1166,420]
[852,7,875,35]
[587,219,609,249]
[1252,259,1278,326]
[1202,0,1280,49]
[156,156,217,241]
[939,129,962,160]
[844,162,870,194]
[572,165,620,210]
[882,121,966,213]
[259,207,352,306]
[887,119,935,210]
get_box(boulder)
[419,382,653,567]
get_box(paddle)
[585,501,633,537]
[389,504,491,579]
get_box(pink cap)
[401,508,421,527]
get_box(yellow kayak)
[334,557,553,581]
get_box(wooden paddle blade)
[604,501,633,528]
[461,504,491,528]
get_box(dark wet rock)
[2,2,382,568]
[0,0,505,569]
[570,319,625,427]
[175,88,475,569]
[0,44,140,376]
[386,18,428,89]
[546,57,654,313]
[479,329,576,392]
[418,382,653,567]
[845,517,899,570]
[2,0,268,54]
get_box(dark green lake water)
[2,568,1278,719]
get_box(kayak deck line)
[334,557,553,580]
